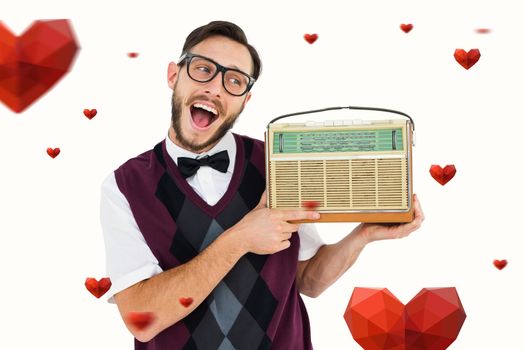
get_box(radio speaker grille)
[270,158,408,210]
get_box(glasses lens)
[224,71,250,96]
[187,55,251,96]
[188,56,217,82]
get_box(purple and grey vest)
[114,133,313,350]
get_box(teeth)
[193,103,218,116]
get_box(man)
[101,20,424,350]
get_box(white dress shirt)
[100,131,324,303]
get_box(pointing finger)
[282,209,320,222]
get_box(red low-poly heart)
[179,297,193,308]
[345,287,466,350]
[127,52,139,58]
[85,277,112,298]
[302,200,320,210]
[454,49,481,70]
[400,24,413,33]
[126,312,155,331]
[304,33,318,44]
[83,108,97,119]
[493,259,507,270]
[0,20,79,113]
[47,147,60,158]
[429,164,456,185]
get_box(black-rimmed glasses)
[177,52,256,96]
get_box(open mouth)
[190,103,219,129]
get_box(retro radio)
[265,106,415,223]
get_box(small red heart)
[84,277,112,298]
[127,52,139,58]
[302,200,320,210]
[454,49,481,70]
[83,108,97,119]
[475,28,491,34]
[493,259,507,270]
[126,312,155,331]
[303,33,318,44]
[429,164,456,185]
[400,23,413,33]
[47,147,60,158]
[179,297,193,308]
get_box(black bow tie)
[177,150,230,178]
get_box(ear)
[167,62,179,89]
[242,91,252,108]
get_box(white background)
[1,0,524,348]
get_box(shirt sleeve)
[100,172,163,304]
[297,223,325,261]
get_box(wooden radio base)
[290,207,414,224]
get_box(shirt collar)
[165,130,236,173]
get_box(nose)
[203,71,224,97]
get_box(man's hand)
[358,194,425,244]
[227,190,320,255]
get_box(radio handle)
[267,105,415,147]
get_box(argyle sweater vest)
[114,133,313,350]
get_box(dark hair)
[181,21,262,80]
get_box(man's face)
[168,35,253,153]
